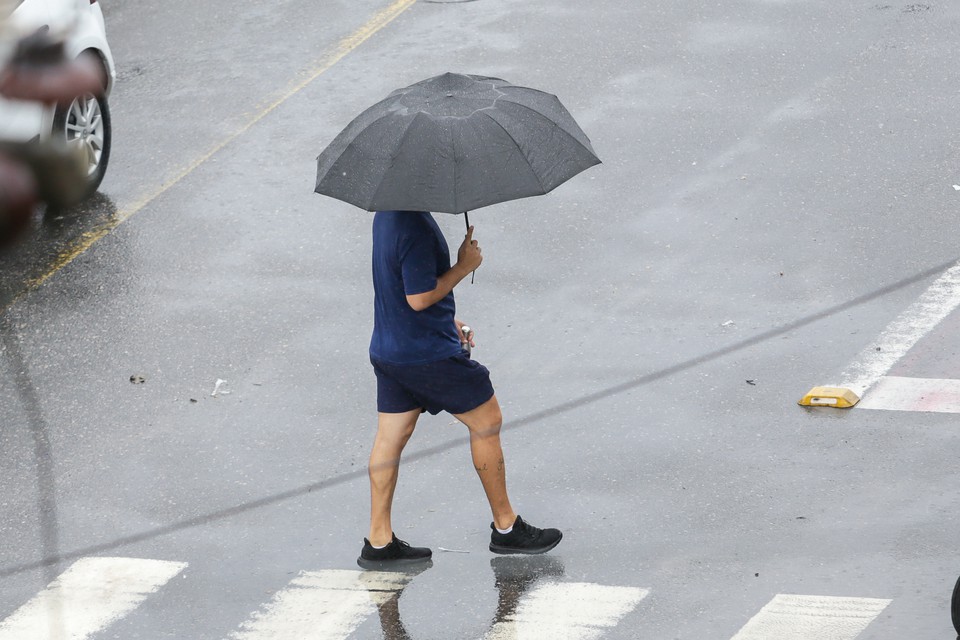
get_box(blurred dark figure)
[0,28,101,247]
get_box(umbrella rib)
[497,98,599,162]
[367,112,425,210]
[449,119,461,213]
[479,111,548,193]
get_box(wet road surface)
[3,1,960,638]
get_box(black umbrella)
[314,72,600,217]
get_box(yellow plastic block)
[798,386,860,408]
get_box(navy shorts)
[371,353,495,415]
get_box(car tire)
[51,88,111,203]
[953,574,960,634]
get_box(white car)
[0,0,115,199]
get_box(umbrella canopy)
[315,72,600,214]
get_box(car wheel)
[52,89,111,202]
[953,574,960,634]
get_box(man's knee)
[461,397,502,437]
[485,404,503,433]
[377,411,419,445]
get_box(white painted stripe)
[730,594,890,640]
[229,569,414,640]
[483,582,649,640]
[857,375,960,413]
[0,557,187,640]
[836,262,960,397]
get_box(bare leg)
[454,395,517,530]
[368,409,420,546]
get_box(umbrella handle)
[464,211,475,284]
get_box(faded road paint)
[838,261,960,398]
[856,375,960,414]
[229,569,415,640]
[730,594,890,640]
[483,582,649,640]
[0,557,186,640]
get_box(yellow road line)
[18,0,417,299]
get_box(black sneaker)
[489,516,562,555]
[357,534,433,570]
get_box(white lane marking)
[857,375,960,413]
[730,594,891,640]
[483,582,649,640]
[836,262,960,397]
[228,569,414,640]
[0,557,187,640]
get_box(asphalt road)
[2,1,960,638]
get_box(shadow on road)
[0,316,67,635]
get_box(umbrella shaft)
[463,211,474,284]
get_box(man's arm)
[406,226,483,311]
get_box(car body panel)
[0,0,114,142]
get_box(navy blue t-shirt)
[369,211,461,365]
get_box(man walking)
[359,210,561,568]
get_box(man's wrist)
[451,262,472,280]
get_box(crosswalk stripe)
[837,261,960,398]
[0,559,900,640]
[0,556,187,640]
[856,375,960,413]
[483,582,649,640]
[730,594,891,640]
[228,569,414,640]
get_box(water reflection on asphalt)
[369,556,565,639]
[0,192,119,309]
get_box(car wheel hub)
[64,94,104,177]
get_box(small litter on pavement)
[129,375,146,384]
[211,379,230,397]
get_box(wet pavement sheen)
[2,1,960,639]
